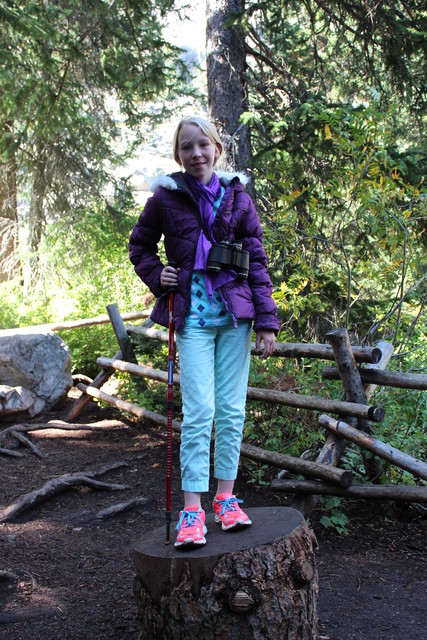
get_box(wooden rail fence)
[58,303,427,517]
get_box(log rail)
[96,356,385,423]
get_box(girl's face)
[177,124,220,184]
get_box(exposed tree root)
[95,496,151,519]
[0,419,126,458]
[12,431,46,458]
[0,461,129,522]
[0,447,24,458]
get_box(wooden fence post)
[65,350,122,422]
[66,304,144,421]
[291,336,394,518]
[106,303,139,365]
[326,329,383,480]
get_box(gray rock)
[0,331,72,416]
[0,385,35,415]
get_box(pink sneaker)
[213,493,252,531]
[174,505,207,547]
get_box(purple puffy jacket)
[129,171,280,333]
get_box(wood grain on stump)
[133,506,318,640]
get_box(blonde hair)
[172,116,224,165]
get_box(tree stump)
[133,506,318,639]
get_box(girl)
[129,116,279,547]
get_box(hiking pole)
[165,261,177,544]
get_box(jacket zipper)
[218,286,238,328]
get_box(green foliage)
[319,497,349,536]
[60,325,118,379]
[0,198,150,376]
[38,200,140,317]
[116,372,170,416]
[245,0,426,117]
[369,380,427,484]
[1,0,187,146]
[248,96,426,347]
[275,105,427,342]
[0,278,53,328]
[240,0,426,349]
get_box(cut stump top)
[134,506,304,559]
[134,507,309,604]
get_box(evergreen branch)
[124,0,150,94]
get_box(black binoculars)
[206,240,249,279]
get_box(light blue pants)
[176,321,252,493]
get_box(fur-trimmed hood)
[150,169,251,192]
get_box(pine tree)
[206,0,252,174]
[0,0,188,283]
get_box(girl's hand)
[160,265,179,289]
[255,330,276,359]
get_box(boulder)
[0,331,72,417]
[0,385,35,415]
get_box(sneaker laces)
[175,509,203,532]
[215,496,243,516]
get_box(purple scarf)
[184,172,236,299]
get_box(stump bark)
[133,507,318,640]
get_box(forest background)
[0,0,425,515]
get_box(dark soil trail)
[1,391,425,639]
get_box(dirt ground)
[0,390,425,640]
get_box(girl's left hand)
[255,330,276,359]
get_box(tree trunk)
[24,143,47,294]
[206,0,253,178]
[0,118,19,282]
[134,507,318,640]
